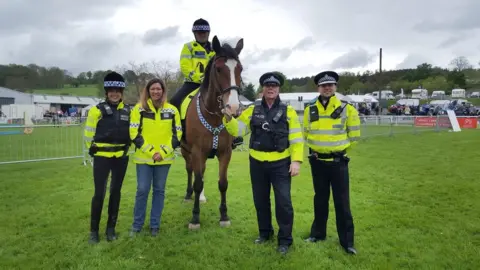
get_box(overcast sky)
[1,0,479,85]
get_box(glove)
[89,145,98,157]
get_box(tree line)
[1,56,479,103]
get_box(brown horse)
[181,36,244,229]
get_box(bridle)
[200,55,243,116]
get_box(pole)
[378,48,383,115]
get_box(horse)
[180,36,244,230]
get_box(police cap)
[192,18,210,32]
[104,71,126,90]
[314,71,339,86]
[259,72,284,87]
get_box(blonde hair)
[139,78,168,110]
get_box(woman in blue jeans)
[129,78,182,236]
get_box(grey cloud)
[330,48,376,69]
[142,26,180,45]
[243,37,316,65]
[396,54,431,69]
[438,33,469,49]
[256,0,480,69]
[0,0,134,35]
[293,37,316,50]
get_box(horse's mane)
[200,43,240,95]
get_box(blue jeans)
[132,164,171,231]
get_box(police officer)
[303,71,361,255]
[221,72,304,255]
[84,71,131,244]
[170,18,243,148]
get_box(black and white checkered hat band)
[263,76,280,85]
[192,25,210,31]
[318,75,336,85]
[104,81,126,88]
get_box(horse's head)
[209,35,244,116]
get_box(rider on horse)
[169,18,243,148]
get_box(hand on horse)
[152,152,163,162]
[289,161,301,177]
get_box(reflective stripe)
[181,54,192,59]
[332,124,344,129]
[309,129,346,135]
[289,137,304,144]
[187,42,193,51]
[307,139,350,147]
[289,128,301,134]
[160,145,174,154]
[237,120,247,136]
[134,156,152,163]
[141,144,153,152]
[84,136,92,141]
[85,126,95,132]
[347,125,360,131]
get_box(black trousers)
[90,156,129,232]
[309,156,354,248]
[169,82,200,109]
[249,156,294,246]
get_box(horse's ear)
[235,38,244,55]
[212,36,221,54]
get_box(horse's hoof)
[188,223,201,230]
[183,198,192,203]
[219,220,231,227]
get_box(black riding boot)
[89,231,99,244]
[232,137,243,149]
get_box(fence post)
[435,114,440,132]
[412,116,418,135]
[389,117,394,136]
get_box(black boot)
[89,231,99,244]
[105,227,117,242]
[231,137,243,149]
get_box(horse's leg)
[188,149,206,230]
[184,160,194,201]
[218,149,232,227]
[200,166,207,203]
[181,148,193,201]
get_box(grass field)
[32,85,100,97]
[0,126,479,269]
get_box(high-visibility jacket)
[222,98,304,162]
[84,101,131,158]
[180,41,215,83]
[303,95,361,154]
[129,99,182,165]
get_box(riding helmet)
[103,71,126,91]
[192,18,210,32]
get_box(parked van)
[451,89,466,98]
[431,90,445,98]
[411,89,428,99]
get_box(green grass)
[0,127,479,269]
[32,85,100,97]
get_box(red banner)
[414,117,451,128]
[457,117,478,129]
[414,117,478,129]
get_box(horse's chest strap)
[196,94,224,150]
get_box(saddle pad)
[180,88,200,120]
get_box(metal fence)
[0,115,478,165]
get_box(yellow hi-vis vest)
[84,101,131,158]
[129,99,183,165]
[179,41,215,83]
[222,101,304,162]
[303,95,361,154]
